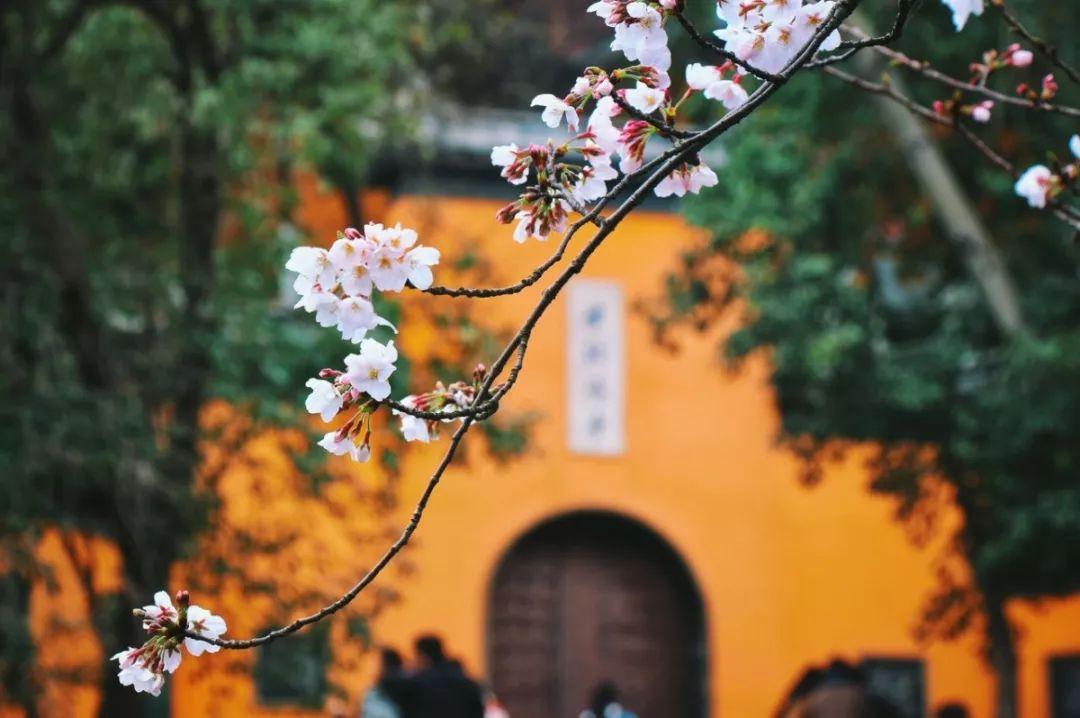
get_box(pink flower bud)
[1042,73,1058,99]
[472,364,488,382]
[1010,49,1033,67]
[343,227,362,239]
[495,203,518,225]
[175,590,190,608]
[970,101,993,123]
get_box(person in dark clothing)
[393,634,484,718]
[361,648,406,718]
[580,682,638,718]
[777,659,905,718]
[935,704,970,718]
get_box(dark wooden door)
[489,514,704,718]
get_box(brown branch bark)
[188,0,868,651]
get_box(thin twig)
[805,0,916,68]
[611,93,693,139]
[865,37,1080,117]
[824,67,1080,230]
[990,0,1080,85]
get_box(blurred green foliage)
[0,1,530,714]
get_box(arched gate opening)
[488,511,707,718]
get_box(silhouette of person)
[394,634,484,718]
[580,682,638,718]
[361,648,405,718]
[777,659,905,718]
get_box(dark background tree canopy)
[0,1,532,715]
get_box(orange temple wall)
[15,180,1080,718]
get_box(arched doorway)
[488,511,706,718]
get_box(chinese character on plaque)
[566,280,625,455]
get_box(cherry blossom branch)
[180,0,863,655]
[990,0,1080,85]
[187,330,532,649]
[611,93,693,139]
[805,0,916,68]
[823,66,1080,230]
[863,38,1080,117]
[380,336,531,421]
[188,413,478,650]
[423,217,594,298]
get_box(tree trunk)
[96,592,147,718]
[339,178,364,229]
[985,594,1019,718]
[851,16,1027,339]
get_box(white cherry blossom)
[405,246,440,290]
[655,163,720,198]
[588,97,621,154]
[142,591,177,625]
[1014,165,1055,208]
[368,247,410,292]
[705,79,749,109]
[114,590,228,697]
[313,295,341,328]
[339,262,374,297]
[114,648,170,696]
[395,396,432,443]
[686,63,723,90]
[183,605,227,656]
[1010,49,1033,67]
[285,246,336,289]
[344,339,398,401]
[338,295,380,342]
[970,100,993,123]
[305,378,343,422]
[328,237,370,271]
[531,94,579,130]
[318,432,371,462]
[624,82,666,114]
[587,0,618,26]
[939,0,984,31]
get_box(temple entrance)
[488,511,706,718]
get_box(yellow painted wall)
[13,181,1080,718]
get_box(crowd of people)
[354,635,637,718]
[353,641,972,718]
[359,635,488,718]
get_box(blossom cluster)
[493,2,739,242]
[929,43,1049,125]
[491,0,858,242]
[287,222,482,461]
[113,591,226,696]
[394,374,483,443]
[712,0,842,75]
[287,223,438,343]
[1015,135,1080,209]
[919,10,1075,217]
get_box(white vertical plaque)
[566,280,625,455]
